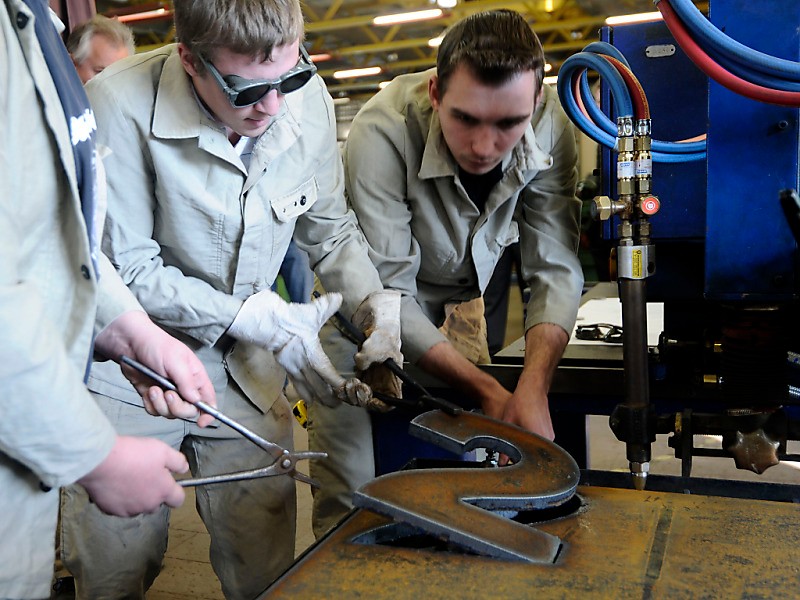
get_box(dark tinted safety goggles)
[200,46,317,108]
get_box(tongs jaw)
[179,451,327,488]
[120,356,326,488]
[319,298,462,416]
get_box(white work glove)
[228,289,369,407]
[351,290,403,409]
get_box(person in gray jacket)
[309,9,583,536]
[59,0,400,598]
[0,1,219,598]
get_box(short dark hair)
[436,10,544,97]
[173,0,305,71]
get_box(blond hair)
[174,0,305,69]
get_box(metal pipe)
[618,278,654,490]
[609,118,657,491]
[620,278,649,411]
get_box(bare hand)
[96,311,217,427]
[501,390,555,440]
[78,436,189,516]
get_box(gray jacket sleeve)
[519,92,583,336]
[0,9,116,489]
[290,82,385,318]
[343,98,448,363]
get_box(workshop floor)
[146,288,800,599]
[146,418,313,600]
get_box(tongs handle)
[119,355,285,457]
[119,356,327,487]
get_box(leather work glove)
[438,297,491,365]
[351,290,403,410]
[228,289,369,407]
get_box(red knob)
[641,195,660,216]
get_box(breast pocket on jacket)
[269,178,318,223]
[496,221,520,249]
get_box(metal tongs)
[316,293,462,416]
[119,356,326,488]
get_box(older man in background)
[67,14,134,84]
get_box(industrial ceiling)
[97,0,706,101]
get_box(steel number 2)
[353,410,580,563]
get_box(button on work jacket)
[85,46,383,413]
[344,69,583,361]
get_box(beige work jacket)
[344,70,583,361]
[85,46,383,413]
[1,1,140,596]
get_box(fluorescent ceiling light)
[373,9,443,26]
[605,12,662,26]
[544,62,553,73]
[428,35,444,48]
[310,53,331,62]
[543,75,559,86]
[378,80,392,89]
[333,66,382,79]
[437,0,457,8]
[116,8,169,22]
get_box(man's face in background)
[73,33,131,84]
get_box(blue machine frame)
[601,0,800,303]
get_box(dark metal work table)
[484,282,724,410]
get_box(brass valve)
[591,195,628,221]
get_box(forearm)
[399,296,449,363]
[519,101,583,336]
[0,287,117,488]
[293,87,384,317]
[93,253,144,336]
[113,249,243,345]
[93,310,153,361]
[515,322,569,398]
[417,341,509,416]
[498,323,569,439]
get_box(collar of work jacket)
[416,76,556,189]
[150,47,303,183]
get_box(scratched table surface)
[260,485,800,599]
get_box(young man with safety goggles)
[59,0,401,598]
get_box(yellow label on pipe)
[632,248,643,278]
